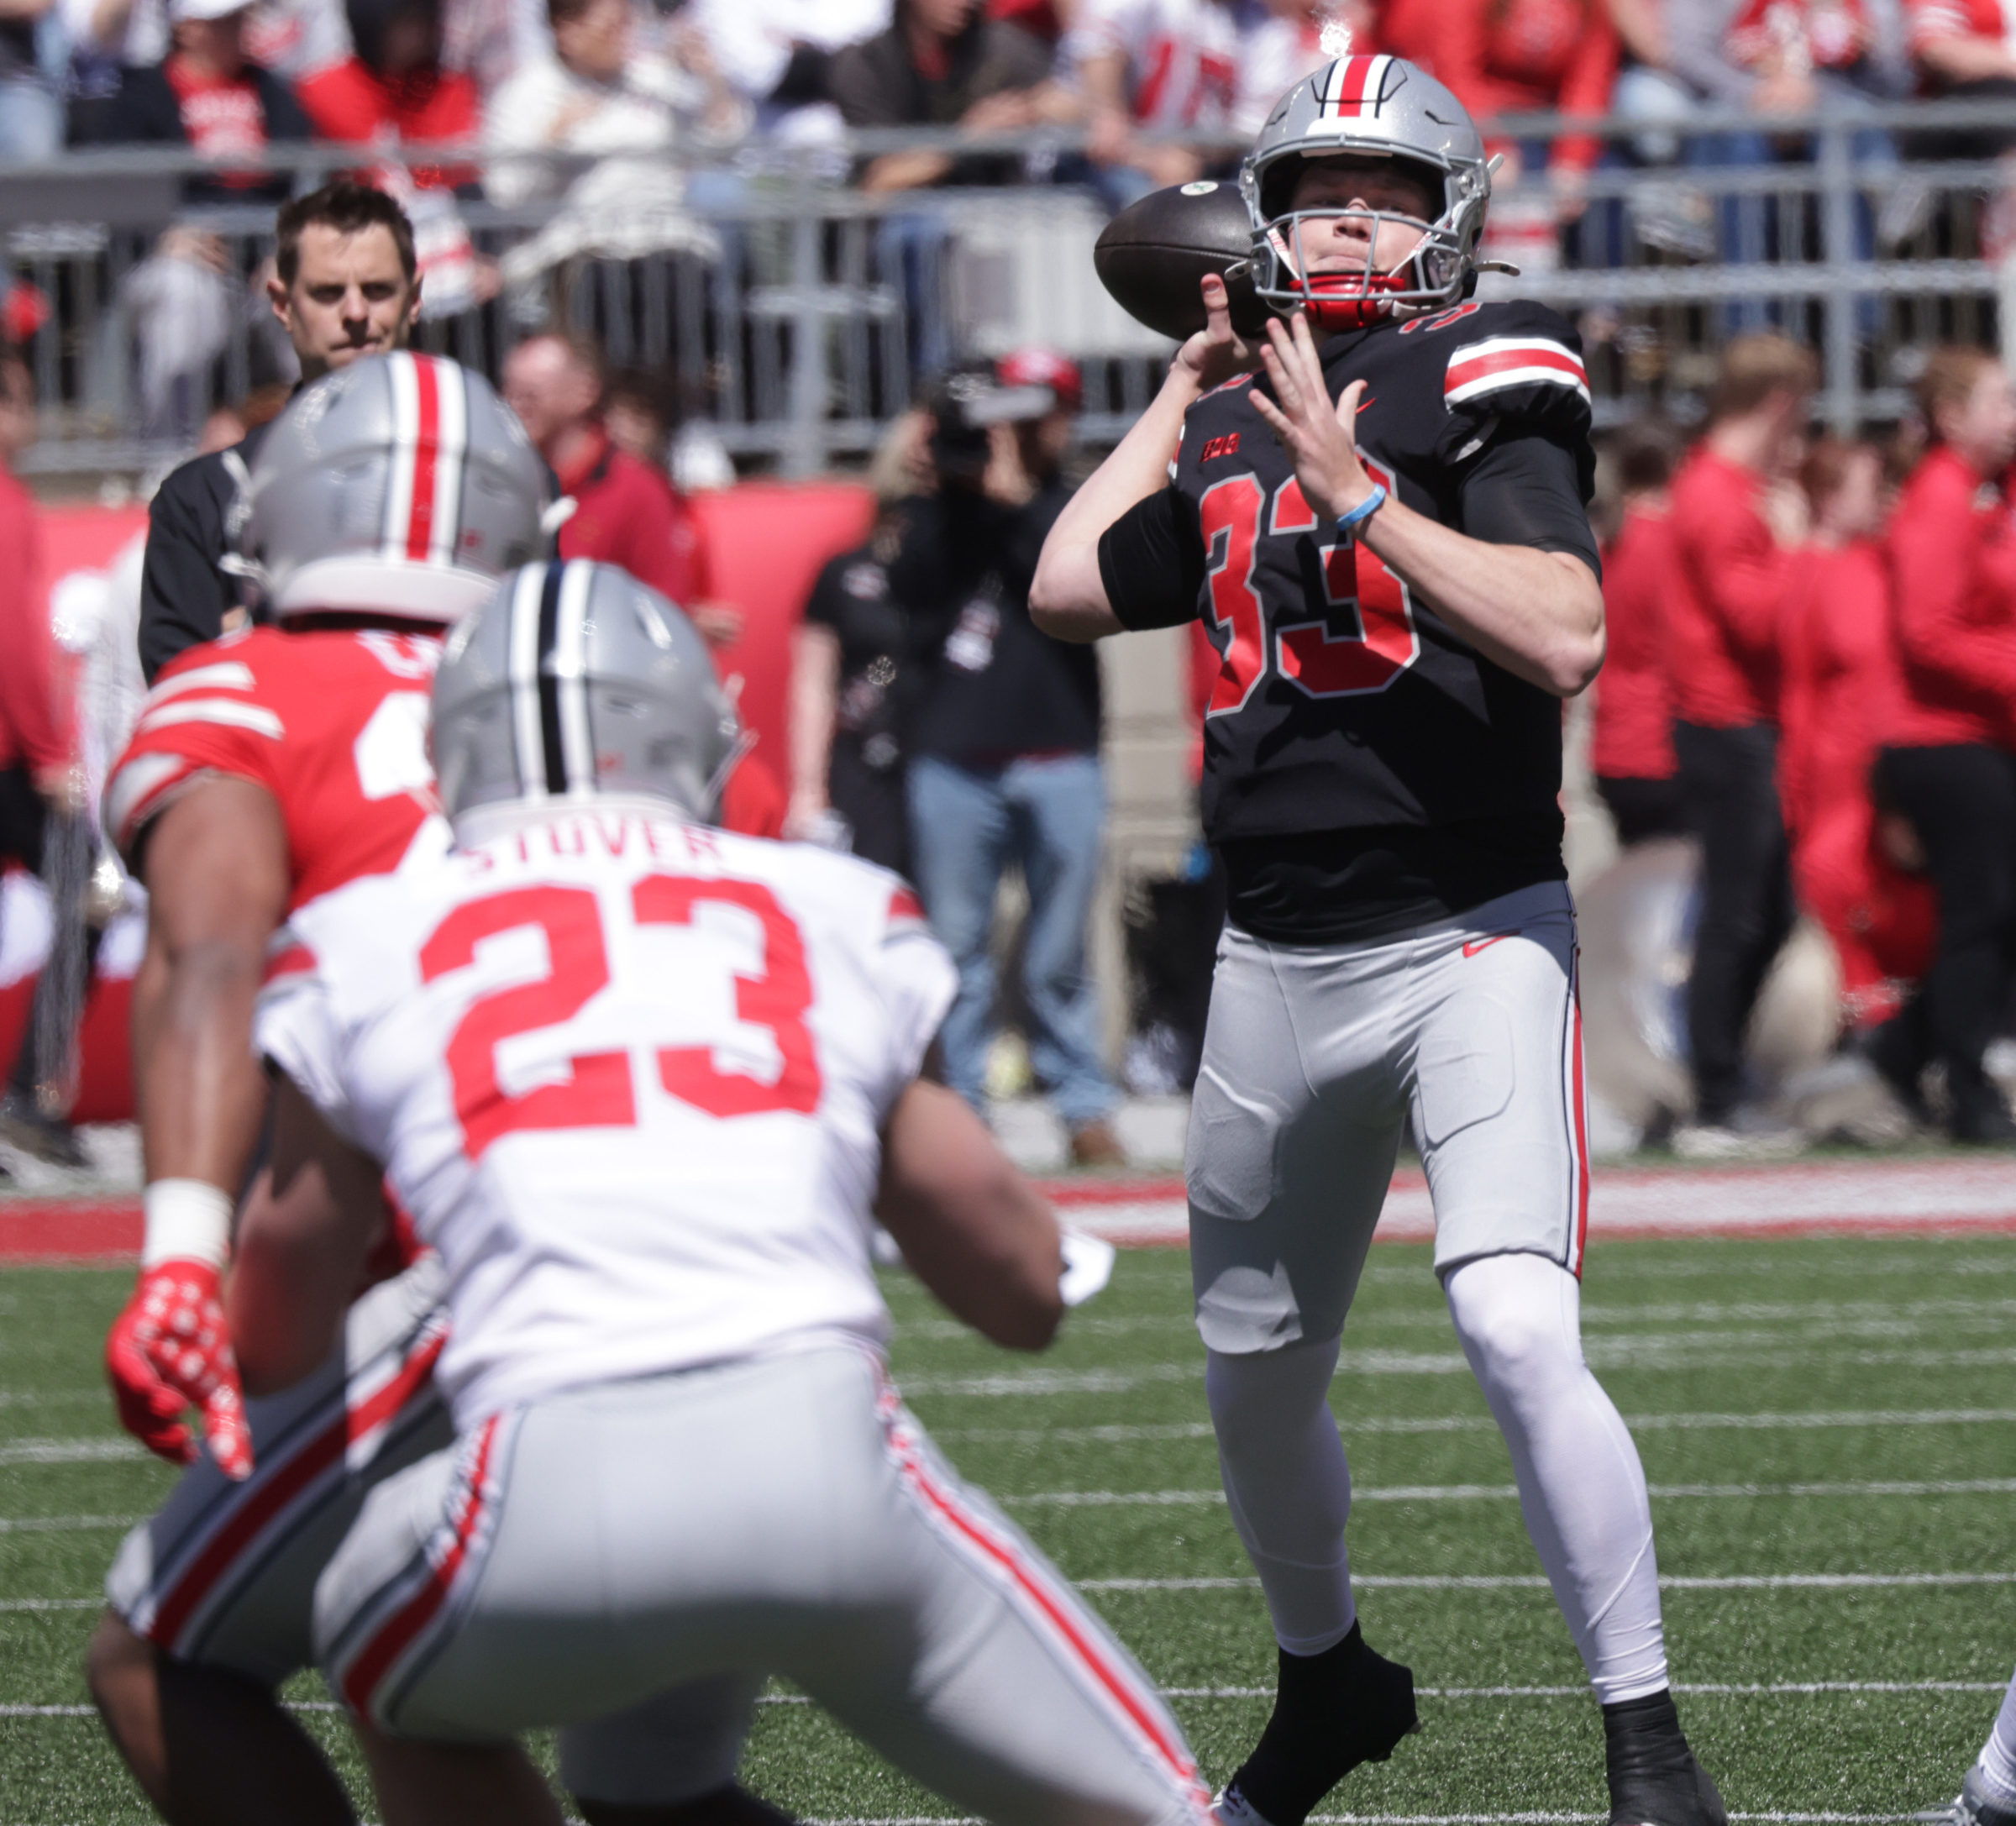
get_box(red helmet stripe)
[405,356,442,563]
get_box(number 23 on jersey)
[1200,453,1420,714]
[418,875,823,1160]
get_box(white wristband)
[142,1179,234,1271]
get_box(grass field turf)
[6,1233,2016,1823]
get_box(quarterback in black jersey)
[1034,52,1724,1826]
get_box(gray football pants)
[1185,883,1670,1700]
[316,1346,1214,1823]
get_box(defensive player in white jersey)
[86,353,572,1826]
[225,557,1214,1826]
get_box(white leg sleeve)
[1443,1252,1669,1703]
[1205,1340,1357,1655]
[1976,1665,2016,1808]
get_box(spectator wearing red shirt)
[297,0,481,190]
[84,0,313,202]
[1779,437,1936,1037]
[1665,333,1816,1142]
[1592,416,1686,846]
[1875,348,2016,1142]
[0,346,89,1173]
[501,330,790,837]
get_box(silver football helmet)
[237,352,551,623]
[432,559,740,834]
[1242,53,1492,329]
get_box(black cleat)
[1215,1624,1420,1826]
[1916,1769,2016,1826]
[1604,1691,1726,1826]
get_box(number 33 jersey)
[1104,297,1601,847]
[255,810,957,1430]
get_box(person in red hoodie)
[1664,332,1816,1146]
[1875,346,2016,1143]
[1779,435,1937,1044]
[1593,415,1686,845]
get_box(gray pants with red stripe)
[1187,879,1590,1351]
[105,1257,453,1685]
[1185,882,1672,1702]
[315,1346,1213,1825]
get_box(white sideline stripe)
[1080,1572,2016,1592]
[1006,1478,2016,1508]
[0,1598,100,1611]
[0,1439,144,1465]
[900,1346,2016,1393]
[1061,1158,2016,1245]
[934,1409,2016,1442]
[1152,1682,2007,1698]
[0,1806,1915,1823]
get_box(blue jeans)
[907,752,1117,1130]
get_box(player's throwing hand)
[1249,311,1378,523]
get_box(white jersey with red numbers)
[255,807,957,1431]
[1905,0,2015,54]
[1064,0,1241,128]
[104,623,443,912]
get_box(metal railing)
[4,97,2015,481]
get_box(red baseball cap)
[995,348,1082,413]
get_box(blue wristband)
[1336,483,1387,532]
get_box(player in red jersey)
[86,350,557,1825]
[1034,52,1722,1826]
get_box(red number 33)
[418,876,823,1160]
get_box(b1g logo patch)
[1401,302,1483,335]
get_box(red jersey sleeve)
[104,638,286,867]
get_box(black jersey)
[1097,297,1600,943]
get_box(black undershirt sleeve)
[1096,485,1207,631]
[1457,430,1602,579]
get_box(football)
[1094,179,1273,344]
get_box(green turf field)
[7,1233,2016,1823]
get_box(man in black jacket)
[136,181,419,682]
[898,350,1125,1166]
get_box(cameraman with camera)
[897,349,1124,1167]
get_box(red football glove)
[105,1260,254,1479]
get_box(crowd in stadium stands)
[1591,334,2016,1149]
[0,0,2000,214]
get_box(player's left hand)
[1249,309,1381,525]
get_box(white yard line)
[932,1409,2016,1442]
[1079,1572,2016,1592]
[1004,1479,2016,1508]
[0,1439,144,1465]
[0,1515,136,1533]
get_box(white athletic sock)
[1976,1666,2016,1808]
[1205,1339,1357,1655]
[1443,1252,1669,1704]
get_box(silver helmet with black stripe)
[431,559,741,833]
[237,351,551,623]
